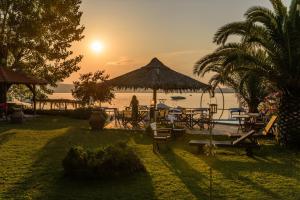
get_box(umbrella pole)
[152,89,157,122]
[153,89,157,108]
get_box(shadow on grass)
[213,146,298,179]
[0,132,15,146]
[170,132,300,199]
[199,145,300,199]
[0,116,88,149]
[204,157,285,199]
[0,116,87,133]
[159,149,210,200]
[0,122,14,133]
[131,132,153,145]
[3,124,155,200]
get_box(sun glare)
[90,41,104,53]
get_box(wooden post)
[153,89,157,108]
[33,85,36,115]
[152,89,157,122]
[0,83,9,120]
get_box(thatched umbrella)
[107,57,210,107]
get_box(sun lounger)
[260,115,278,136]
[229,115,278,138]
[189,130,258,156]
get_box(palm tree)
[200,65,269,113]
[194,45,269,112]
[195,0,300,148]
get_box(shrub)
[23,107,108,120]
[70,107,93,119]
[89,111,108,130]
[62,142,145,179]
[62,146,89,177]
[8,103,21,115]
[23,109,72,117]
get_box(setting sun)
[90,40,104,53]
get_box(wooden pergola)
[0,67,47,114]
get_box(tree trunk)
[278,95,300,149]
[248,103,259,113]
[247,99,259,113]
[0,84,8,103]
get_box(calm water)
[49,92,240,119]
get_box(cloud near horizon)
[105,56,136,66]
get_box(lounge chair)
[150,122,172,153]
[258,115,278,136]
[229,115,278,138]
[189,130,258,156]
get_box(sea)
[49,92,240,119]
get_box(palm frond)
[245,6,284,40]
[213,22,250,45]
[269,0,287,17]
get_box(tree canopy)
[201,0,300,97]
[195,0,300,148]
[0,0,84,93]
[72,70,115,106]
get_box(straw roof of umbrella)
[107,58,209,92]
[0,67,47,85]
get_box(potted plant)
[89,110,107,131]
[10,107,24,123]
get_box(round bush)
[62,142,145,179]
[89,111,107,130]
[62,146,89,177]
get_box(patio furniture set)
[113,106,212,130]
[147,106,278,156]
[189,115,278,156]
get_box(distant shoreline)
[53,90,235,94]
[52,84,235,94]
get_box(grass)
[0,116,299,200]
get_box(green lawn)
[0,116,299,200]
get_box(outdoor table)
[235,113,260,133]
[246,113,260,124]
[247,113,260,118]
[234,115,251,133]
[185,112,200,129]
[169,111,200,129]
[168,109,208,129]
[229,108,246,119]
[167,112,182,125]
[104,107,118,124]
[186,108,209,129]
[246,113,262,130]
[187,108,209,112]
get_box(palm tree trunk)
[245,97,259,113]
[278,95,300,148]
[248,101,259,113]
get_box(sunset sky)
[66,0,291,84]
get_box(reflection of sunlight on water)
[49,92,240,119]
